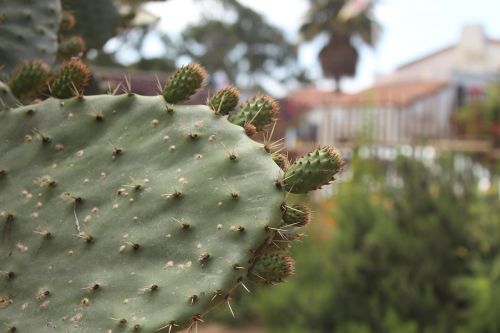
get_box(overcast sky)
[141,0,500,93]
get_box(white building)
[286,25,500,151]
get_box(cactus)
[208,86,240,115]
[0,63,343,332]
[284,146,344,193]
[7,60,50,101]
[48,59,91,98]
[0,80,19,110]
[0,0,62,76]
[228,95,280,131]
[58,36,86,59]
[61,0,121,50]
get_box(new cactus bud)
[58,36,86,59]
[7,60,50,100]
[59,10,76,31]
[269,226,304,251]
[244,123,257,136]
[284,146,344,193]
[272,153,290,171]
[163,63,207,104]
[283,204,311,227]
[0,81,19,111]
[228,95,279,131]
[249,253,295,284]
[49,59,90,98]
[208,86,240,115]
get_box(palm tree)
[300,0,378,92]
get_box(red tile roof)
[288,81,449,109]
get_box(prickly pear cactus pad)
[0,64,343,332]
[0,0,62,76]
[0,92,287,331]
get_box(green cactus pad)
[284,146,344,193]
[0,0,61,76]
[7,60,50,101]
[0,94,285,332]
[228,95,279,131]
[0,80,19,110]
[248,253,295,284]
[208,86,240,115]
[163,63,207,104]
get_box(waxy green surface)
[0,94,284,332]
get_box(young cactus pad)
[0,64,343,332]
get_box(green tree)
[221,154,499,333]
[456,84,500,146]
[179,0,303,91]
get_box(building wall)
[287,86,456,149]
[379,26,500,84]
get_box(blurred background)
[77,0,500,331]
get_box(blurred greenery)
[89,0,305,92]
[89,0,380,92]
[210,153,500,333]
[456,84,500,145]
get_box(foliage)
[214,154,500,333]
[179,0,302,90]
[456,85,500,145]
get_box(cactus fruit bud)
[272,153,290,171]
[244,123,257,136]
[58,36,86,59]
[284,146,344,193]
[60,11,76,31]
[49,59,90,98]
[249,253,295,284]
[208,86,240,115]
[163,63,206,104]
[283,204,311,227]
[228,95,279,131]
[7,60,50,100]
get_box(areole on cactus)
[0,61,343,332]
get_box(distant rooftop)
[379,25,500,83]
[289,81,448,109]
[397,25,500,71]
